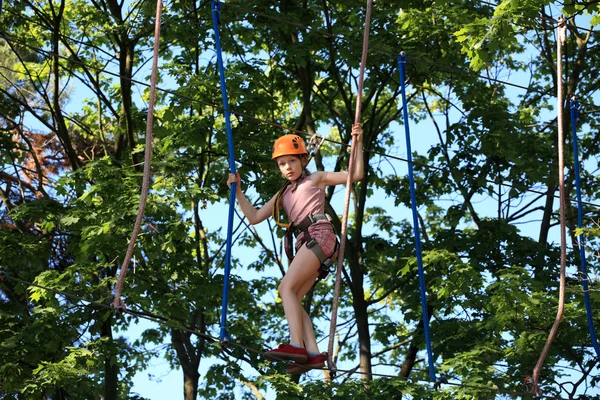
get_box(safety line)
[2,29,600,214]
[531,19,568,395]
[210,0,237,345]
[569,97,600,360]
[0,270,564,399]
[398,53,437,384]
[112,0,163,310]
[327,0,372,375]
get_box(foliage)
[1,0,600,399]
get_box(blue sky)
[17,1,598,397]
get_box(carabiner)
[307,134,325,157]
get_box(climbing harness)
[284,212,339,281]
[531,17,568,395]
[211,0,237,345]
[569,97,600,360]
[398,52,440,386]
[327,0,373,375]
[112,0,163,310]
[274,183,339,279]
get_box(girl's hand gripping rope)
[351,123,363,139]
[227,172,241,190]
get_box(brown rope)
[531,17,568,395]
[112,0,163,310]
[327,0,373,377]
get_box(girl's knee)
[278,280,293,297]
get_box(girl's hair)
[298,154,310,174]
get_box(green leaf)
[61,215,80,226]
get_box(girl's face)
[276,155,304,181]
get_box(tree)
[1,0,599,399]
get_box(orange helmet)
[271,134,308,159]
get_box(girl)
[227,124,363,374]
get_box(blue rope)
[398,53,437,383]
[211,0,236,343]
[569,98,600,360]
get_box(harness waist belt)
[293,214,332,237]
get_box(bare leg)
[301,307,320,354]
[278,245,320,349]
[296,273,321,354]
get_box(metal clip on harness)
[307,134,325,157]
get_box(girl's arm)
[227,172,276,225]
[313,124,364,189]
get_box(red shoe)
[286,352,327,374]
[263,344,308,363]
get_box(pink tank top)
[281,175,325,223]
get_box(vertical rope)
[569,97,600,360]
[531,17,567,394]
[112,0,163,309]
[327,0,373,374]
[211,0,237,344]
[398,53,437,383]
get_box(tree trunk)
[171,329,201,400]
[50,0,79,170]
[349,265,373,380]
[352,149,372,380]
[399,304,434,378]
[538,185,556,246]
[101,316,119,400]
[105,0,138,164]
[114,39,136,163]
